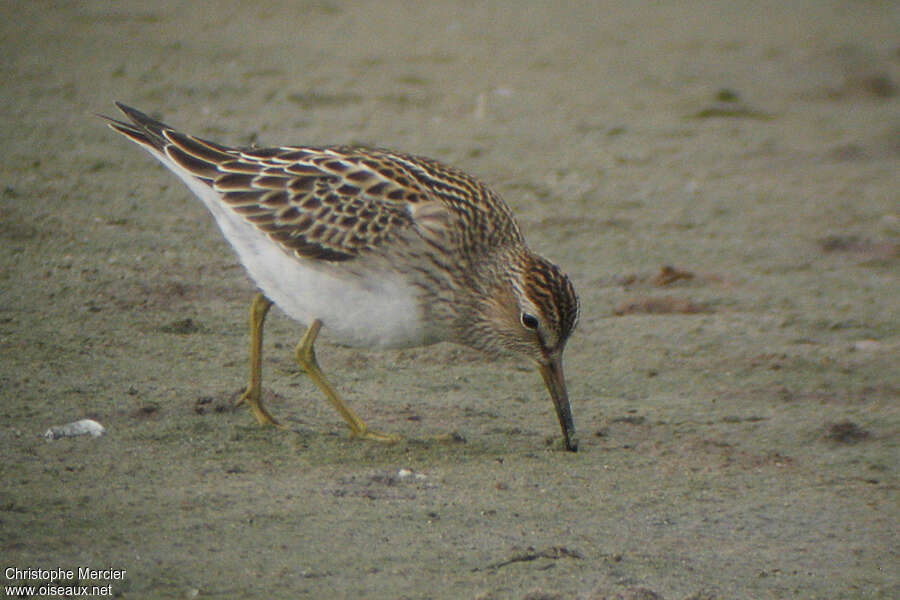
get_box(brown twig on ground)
[474,546,583,572]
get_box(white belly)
[160,154,427,349]
[222,214,427,349]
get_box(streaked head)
[475,250,580,451]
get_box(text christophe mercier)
[5,567,126,592]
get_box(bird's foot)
[349,426,404,444]
[236,387,283,428]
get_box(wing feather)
[106,103,521,264]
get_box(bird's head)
[472,250,580,451]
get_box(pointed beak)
[539,356,578,452]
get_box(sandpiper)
[105,103,580,451]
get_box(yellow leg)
[235,293,282,427]
[295,319,401,444]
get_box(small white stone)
[851,339,881,352]
[44,419,106,440]
[397,468,426,481]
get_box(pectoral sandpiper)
[105,103,580,451]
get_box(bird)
[103,103,580,451]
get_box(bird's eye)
[521,313,539,330]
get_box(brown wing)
[199,145,423,261]
[107,103,522,262]
[107,104,430,261]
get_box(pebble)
[397,468,427,481]
[850,339,882,352]
[44,419,106,440]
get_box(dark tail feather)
[102,103,235,160]
[99,103,175,151]
[118,103,177,138]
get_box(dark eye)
[521,313,539,330]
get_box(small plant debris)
[825,421,871,444]
[652,265,695,286]
[817,235,899,262]
[475,545,583,572]
[614,296,711,315]
[131,403,160,418]
[690,89,773,120]
[612,415,646,425]
[158,318,204,334]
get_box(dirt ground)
[1,2,897,598]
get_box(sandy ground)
[1,1,898,598]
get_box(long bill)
[539,356,578,452]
